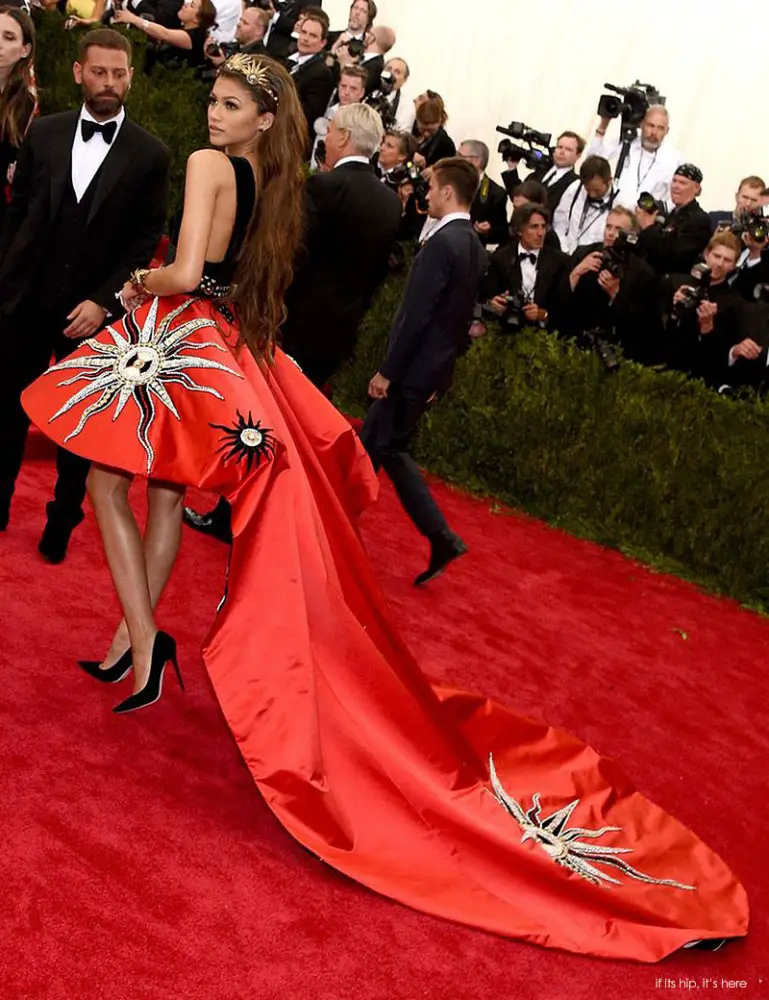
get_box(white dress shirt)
[419,211,471,244]
[209,0,240,42]
[388,90,415,132]
[288,52,315,74]
[585,132,680,210]
[517,246,540,299]
[334,156,371,169]
[263,10,280,45]
[539,164,571,187]
[71,105,125,203]
[553,179,613,254]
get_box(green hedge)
[33,12,769,609]
[337,276,769,611]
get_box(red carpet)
[0,436,765,1000]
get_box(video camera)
[599,228,640,279]
[597,81,665,143]
[365,71,397,129]
[496,121,553,173]
[673,263,712,317]
[386,161,429,213]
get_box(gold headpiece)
[223,54,280,106]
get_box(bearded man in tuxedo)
[0,28,169,562]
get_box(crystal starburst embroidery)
[488,755,695,890]
[210,410,277,472]
[46,298,243,474]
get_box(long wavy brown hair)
[0,6,36,149]
[218,56,307,360]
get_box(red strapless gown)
[22,294,748,961]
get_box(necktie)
[81,119,117,144]
[519,252,536,265]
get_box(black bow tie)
[519,252,537,265]
[81,119,118,145]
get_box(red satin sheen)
[22,295,749,961]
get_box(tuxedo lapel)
[87,120,133,225]
[49,113,80,222]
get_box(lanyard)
[577,199,607,241]
[637,148,658,190]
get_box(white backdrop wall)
[323,0,765,210]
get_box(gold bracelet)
[130,268,152,292]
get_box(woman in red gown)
[23,56,748,960]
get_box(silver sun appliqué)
[487,755,695,890]
[45,298,243,474]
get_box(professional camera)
[386,161,429,212]
[495,121,553,172]
[599,228,640,279]
[597,81,665,142]
[100,0,138,25]
[206,39,239,60]
[732,205,769,242]
[637,190,667,221]
[482,291,528,331]
[579,327,620,373]
[346,37,365,59]
[365,71,397,129]
[673,263,713,317]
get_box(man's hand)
[368,372,390,399]
[63,300,107,340]
[504,156,522,169]
[673,286,693,307]
[732,338,762,361]
[569,251,603,290]
[468,320,486,338]
[119,280,148,313]
[635,206,658,230]
[522,302,546,323]
[412,152,427,170]
[696,300,718,334]
[488,294,508,315]
[597,269,620,301]
[474,221,491,235]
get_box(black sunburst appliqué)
[210,410,276,472]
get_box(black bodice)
[196,156,256,299]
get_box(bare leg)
[99,479,185,672]
[88,465,157,691]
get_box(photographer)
[286,7,335,153]
[587,104,679,210]
[310,64,367,168]
[119,0,184,31]
[501,131,582,215]
[413,94,455,168]
[381,57,414,132]
[553,155,613,255]
[665,232,754,387]
[376,128,417,180]
[458,140,509,248]
[115,0,216,70]
[327,0,374,54]
[564,207,663,364]
[482,202,567,333]
[205,5,269,71]
[636,163,710,274]
[711,175,765,233]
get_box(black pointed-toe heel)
[78,648,133,684]
[112,632,183,715]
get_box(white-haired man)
[585,104,681,210]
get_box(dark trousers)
[359,384,449,538]
[0,307,90,525]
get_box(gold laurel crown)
[223,54,280,105]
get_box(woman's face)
[179,0,201,27]
[208,76,273,149]
[0,14,31,74]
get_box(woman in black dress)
[0,5,36,229]
[115,0,217,70]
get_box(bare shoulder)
[186,148,235,185]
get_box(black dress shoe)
[183,501,232,543]
[78,648,133,683]
[113,631,183,714]
[414,531,468,586]
[38,512,84,564]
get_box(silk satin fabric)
[23,294,749,961]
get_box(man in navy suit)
[361,157,488,586]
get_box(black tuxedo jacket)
[288,54,335,151]
[281,161,402,368]
[564,242,664,364]
[360,53,384,94]
[380,219,488,393]
[502,165,577,215]
[638,199,711,275]
[731,247,769,302]
[0,111,169,317]
[266,1,321,62]
[470,175,509,247]
[483,236,568,328]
